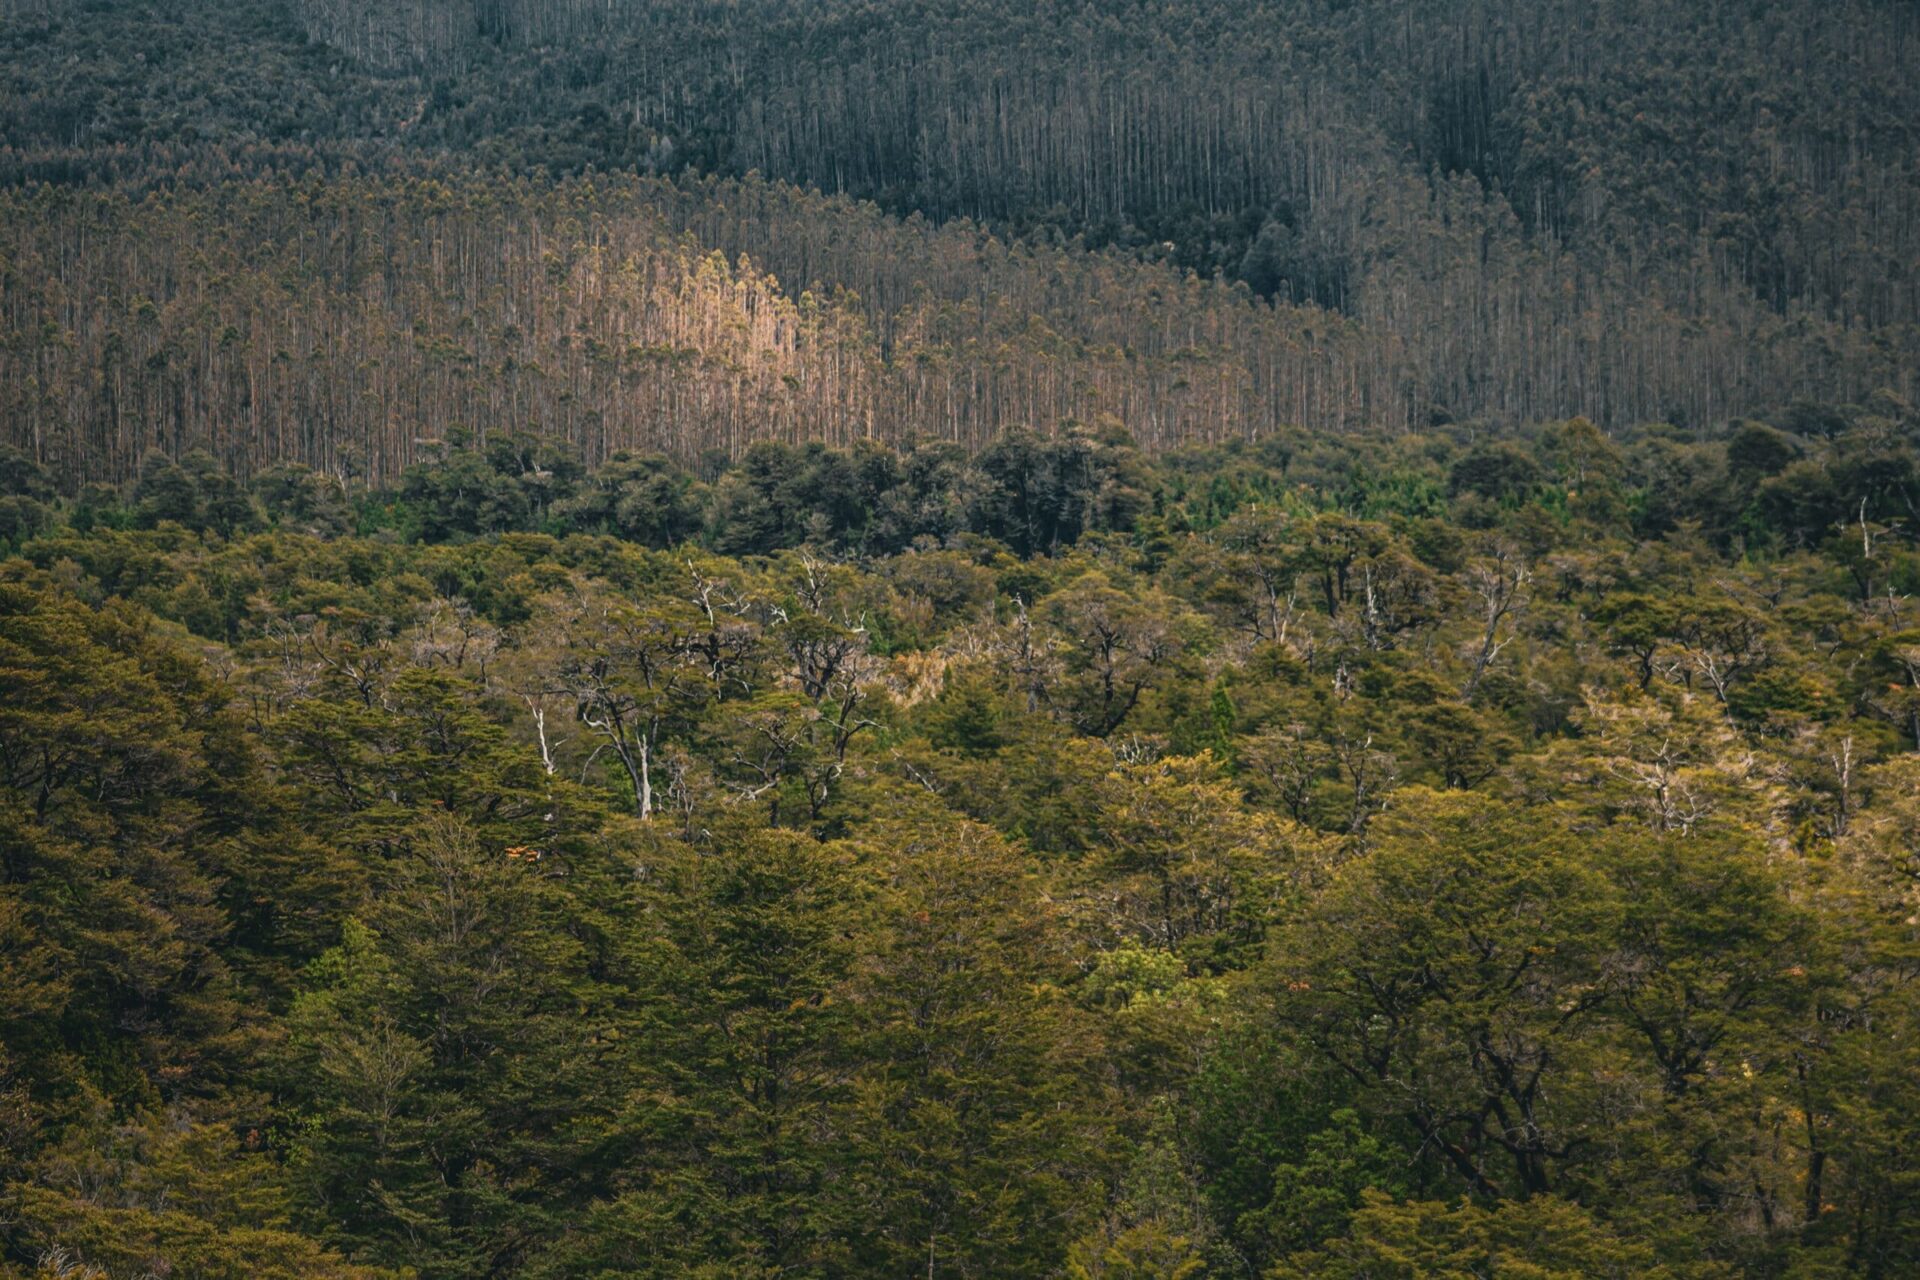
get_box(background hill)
[2,0,1917,484]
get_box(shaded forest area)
[5,419,1920,1277]
[2,0,1918,476]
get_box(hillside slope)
[1,0,1915,468]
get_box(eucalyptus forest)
[2,2,1919,1278]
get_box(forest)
[4,0,1920,1276]
[4,0,1920,478]
[5,416,1920,1277]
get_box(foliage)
[3,3,1920,1264]
[2,423,1918,1273]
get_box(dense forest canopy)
[5,0,1920,1277]
[4,421,1920,1277]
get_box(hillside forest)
[2,0,1919,482]
[3,1,1920,1278]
